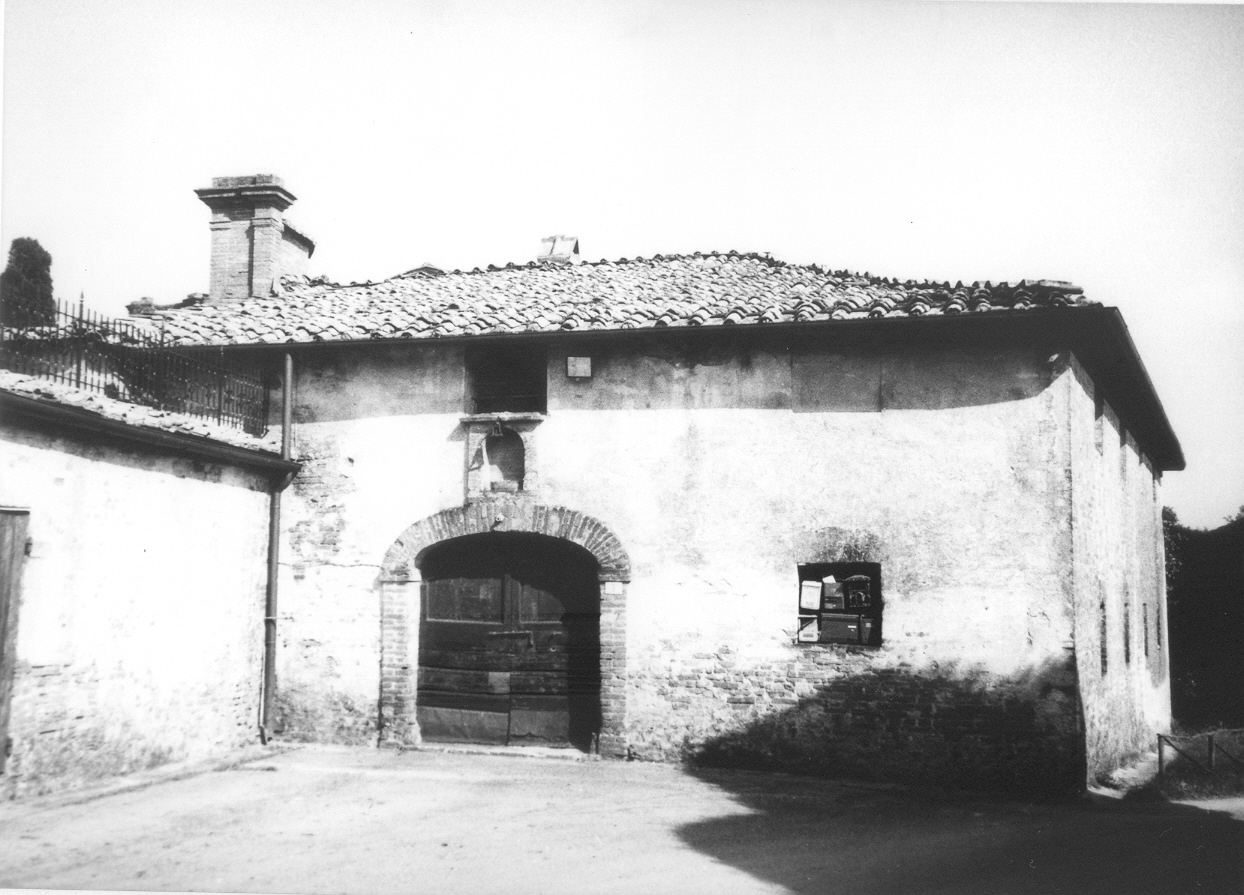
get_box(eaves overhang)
[1,390,301,483]
[171,306,1184,472]
[1062,306,1184,472]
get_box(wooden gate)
[417,532,601,750]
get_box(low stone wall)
[627,646,1086,795]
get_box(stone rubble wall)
[626,646,1083,794]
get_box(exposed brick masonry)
[629,645,1084,794]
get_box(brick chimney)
[195,175,316,303]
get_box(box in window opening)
[819,613,874,645]
[794,566,882,647]
[820,576,845,610]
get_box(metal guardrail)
[0,295,267,435]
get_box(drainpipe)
[260,352,294,743]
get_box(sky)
[2,0,1242,528]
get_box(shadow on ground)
[675,765,1242,894]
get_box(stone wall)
[0,422,272,798]
[270,332,1094,790]
[1067,355,1171,781]
[268,344,467,743]
[633,651,1082,795]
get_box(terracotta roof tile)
[0,371,279,453]
[145,252,1094,346]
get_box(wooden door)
[0,509,30,774]
[417,533,600,749]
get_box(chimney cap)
[196,174,297,212]
[210,174,284,189]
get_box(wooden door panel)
[419,648,515,673]
[419,666,512,695]
[418,689,512,712]
[421,623,528,654]
[509,670,568,695]
[417,705,508,744]
[509,697,570,743]
[416,532,600,748]
[425,577,502,622]
[519,584,565,623]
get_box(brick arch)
[380,500,631,583]
[377,500,629,757]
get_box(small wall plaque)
[566,356,592,379]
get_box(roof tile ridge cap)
[291,274,342,289]
[421,261,559,275]
[748,251,789,268]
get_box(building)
[83,174,1184,793]
[0,362,296,797]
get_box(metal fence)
[0,295,268,435]
[1157,732,1244,780]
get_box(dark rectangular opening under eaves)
[466,345,547,414]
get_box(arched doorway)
[417,532,601,749]
[378,501,630,756]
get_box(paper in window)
[799,580,821,612]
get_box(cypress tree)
[0,237,56,326]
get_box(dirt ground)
[0,745,1240,895]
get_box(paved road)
[0,745,1240,894]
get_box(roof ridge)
[281,253,1084,297]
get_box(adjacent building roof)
[0,371,297,478]
[142,252,1095,347]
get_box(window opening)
[1123,601,1131,665]
[466,345,547,413]
[796,563,882,646]
[1094,389,1105,455]
[1099,600,1108,675]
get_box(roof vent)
[126,297,157,317]
[400,262,445,278]
[538,235,580,265]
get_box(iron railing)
[0,295,268,435]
